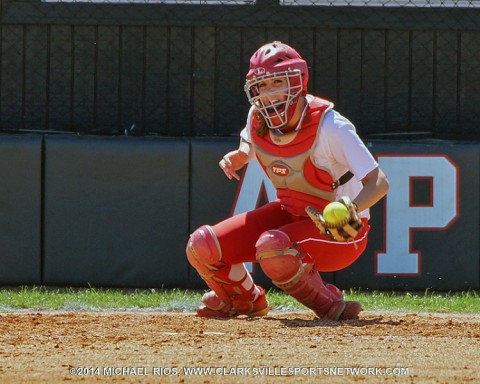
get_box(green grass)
[345,289,480,314]
[0,286,479,314]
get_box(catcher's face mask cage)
[244,41,309,130]
[244,70,304,130]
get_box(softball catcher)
[187,41,389,320]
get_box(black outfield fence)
[1,0,479,140]
[0,135,478,290]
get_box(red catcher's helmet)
[244,41,309,130]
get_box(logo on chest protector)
[271,163,290,177]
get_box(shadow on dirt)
[271,316,404,328]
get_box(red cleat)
[196,289,270,318]
[314,300,362,321]
[338,300,362,320]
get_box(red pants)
[211,200,369,272]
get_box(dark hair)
[254,110,268,137]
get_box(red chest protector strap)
[251,98,331,157]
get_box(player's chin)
[266,104,286,115]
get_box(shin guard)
[256,230,360,320]
[186,225,268,317]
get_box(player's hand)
[219,150,248,180]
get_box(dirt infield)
[1,310,479,383]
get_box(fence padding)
[336,141,479,291]
[43,135,190,288]
[0,135,42,285]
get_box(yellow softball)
[323,202,349,224]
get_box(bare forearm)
[219,138,252,181]
[353,167,389,212]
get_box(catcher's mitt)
[305,197,363,242]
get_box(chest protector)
[250,97,335,216]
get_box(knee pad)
[186,225,223,276]
[255,230,303,285]
[255,230,347,319]
[187,226,261,312]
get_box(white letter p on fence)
[376,155,458,275]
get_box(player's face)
[256,76,290,120]
[257,77,288,106]
[245,69,304,130]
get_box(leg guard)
[186,225,269,317]
[255,230,361,320]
